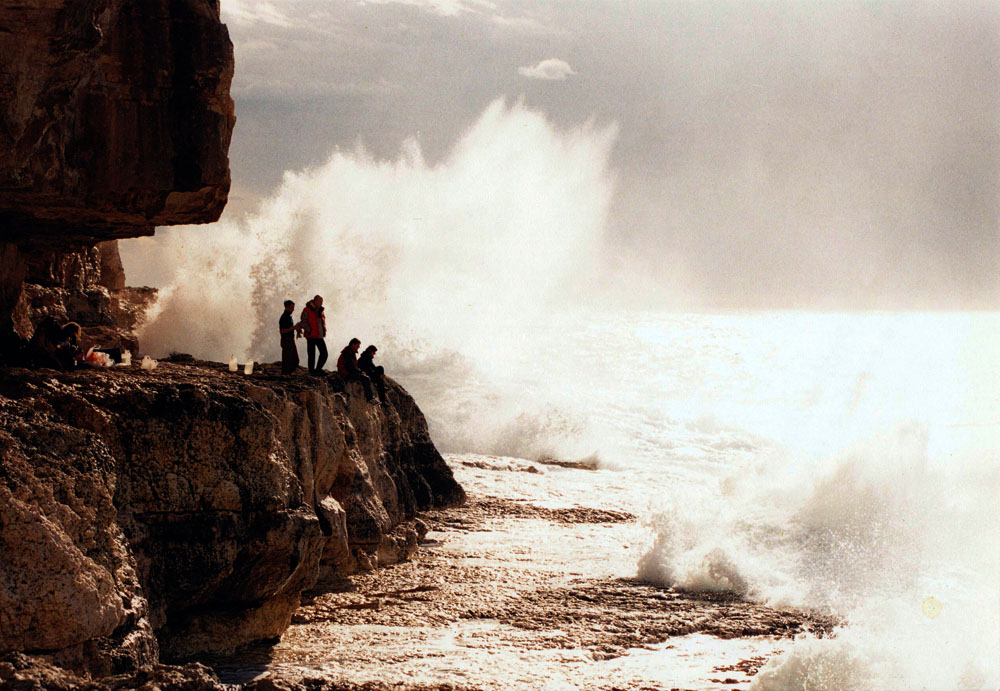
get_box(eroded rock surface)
[0,360,464,675]
[0,0,235,242]
[205,463,836,691]
[0,0,235,351]
[8,240,154,352]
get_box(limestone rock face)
[0,361,464,668]
[0,0,235,244]
[8,240,155,353]
[0,394,157,675]
[0,0,234,353]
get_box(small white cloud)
[518,58,576,81]
[358,0,493,18]
[222,0,294,27]
[492,14,564,35]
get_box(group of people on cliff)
[279,296,387,405]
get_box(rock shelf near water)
[203,459,837,691]
[0,360,465,681]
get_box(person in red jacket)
[300,295,327,374]
[336,337,375,402]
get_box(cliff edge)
[0,361,465,677]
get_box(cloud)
[518,58,576,81]
[491,12,565,35]
[358,0,494,18]
[221,0,294,27]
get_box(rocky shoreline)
[1,393,837,691]
[204,458,837,691]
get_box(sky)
[128,0,999,310]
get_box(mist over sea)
[122,100,999,689]
[422,309,999,690]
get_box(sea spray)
[636,424,995,686]
[128,99,617,376]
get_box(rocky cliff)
[0,0,234,242]
[0,361,465,677]
[0,0,235,351]
[10,239,155,357]
[0,4,468,687]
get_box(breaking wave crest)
[638,419,999,690]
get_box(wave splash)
[127,99,618,459]
[638,420,999,690]
[135,99,616,367]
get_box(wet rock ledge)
[0,360,465,681]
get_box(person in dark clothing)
[28,320,83,370]
[358,345,387,404]
[55,322,83,369]
[300,295,327,374]
[58,322,82,364]
[279,300,303,374]
[336,337,375,402]
[28,317,63,369]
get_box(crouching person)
[358,344,387,404]
[29,318,82,370]
[336,337,375,403]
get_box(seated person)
[358,345,387,404]
[55,322,83,369]
[28,318,81,370]
[336,337,375,403]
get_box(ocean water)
[123,102,999,688]
[394,310,1000,691]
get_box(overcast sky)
[215,0,999,310]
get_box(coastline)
[213,454,836,691]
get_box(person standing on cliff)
[301,295,328,374]
[337,337,375,402]
[278,300,303,374]
[358,344,387,404]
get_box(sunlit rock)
[0,361,464,670]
